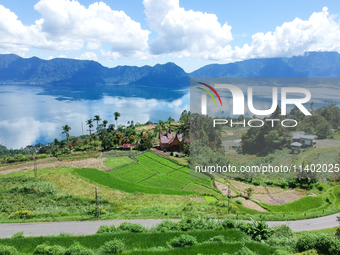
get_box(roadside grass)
[103,156,135,168]
[295,226,338,236]
[128,242,275,255]
[57,151,101,161]
[0,174,109,223]
[0,229,254,253]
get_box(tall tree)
[103,120,108,128]
[62,125,71,142]
[114,112,121,127]
[94,115,102,127]
[86,119,94,136]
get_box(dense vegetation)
[2,217,340,254]
[241,103,340,156]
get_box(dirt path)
[0,157,112,175]
[253,189,308,205]
[214,180,237,196]
[234,197,268,212]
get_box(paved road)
[1,214,339,238]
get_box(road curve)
[0,214,339,239]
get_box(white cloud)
[76,52,98,61]
[207,7,340,61]
[0,0,150,57]
[143,0,233,58]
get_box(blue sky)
[0,0,339,72]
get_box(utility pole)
[228,184,231,214]
[95,186,99,218]
[34,155,37,178]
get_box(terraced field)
[97,151,220,196]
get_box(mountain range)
[1,51,340,88]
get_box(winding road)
[1,214,339,238]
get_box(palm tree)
[103,120,108,128]
[86,119,94,136]
[113,112,121,127]
[62,125,71,142]
[94,115,102,127]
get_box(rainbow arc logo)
[197,82,223,115]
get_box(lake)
[0,84,190,149]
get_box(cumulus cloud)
[207,7,340,61]
[0,0,150,57]
[143,0,233,58]
[76,52,98,61]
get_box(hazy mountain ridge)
[190,52,340,78]
[0,54,189,88]
[0,52,340,88]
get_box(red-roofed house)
[159,127,184,151]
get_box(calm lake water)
[2,79,339,149]
[0,84,189,149]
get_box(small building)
[292,134,317,147]
[159,127,184,151]
[291,142,302,154]
[118,144,133,150]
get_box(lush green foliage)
[0,244,18,255]
[0,176,107,220]
[168,234,197,248]
[99,239,125,254]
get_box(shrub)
[208,235,225,242]
[100,239,125,254]
[240,218,274,241]
[267,237,297,248]
[296,233,340,254]
[335,227,340,237]
[235,199,243,206]
[86,206,107,216]
[65,242,94,255]
[176,217,218,231]
[233,246,256,255]
[317,183,327,191]
[168,234,198,248]
[19,181,57,195]
[9,210,34,219]
[222,218,237,229]
[34,244,66,255]
[170,152,173,156]
[272,224,293,238]
[11,231,24,239]
[253,181,260,186]
[0,244,18,255]
[155,221,178,232]
[296,233,317,252]
[118,222,146,233]
[96,225,117,234]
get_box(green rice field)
[75,151,219,197]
